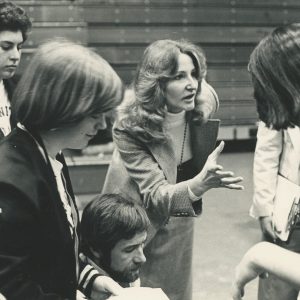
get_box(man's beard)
[107,264,142,284]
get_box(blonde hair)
[12,39,123,130]
[118,39,207,143]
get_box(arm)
[113,129,243,226]
[232,242,300,300]
[113,128,196,224]
[78,255,123,300]
[250,121,283,239]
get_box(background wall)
[15,0,300,140]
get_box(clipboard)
[108,287,169,300]
[272,174,300,241]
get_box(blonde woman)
[0,39,124,299]
[103,39,243,300]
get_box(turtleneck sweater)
[164,110,192,166]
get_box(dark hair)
[12,39,123,130]
[81,194,150,258]
[118,39,207,143]
[0,1,32,41]
[248,23,300,129]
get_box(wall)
[15,0,300,140]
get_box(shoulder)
[0,129,46,193]
[113,121,147,148]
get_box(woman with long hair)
[103,39,243,300]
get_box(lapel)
[147,119,220,183]
[191,119,220,172]
[286,126,300,169]
[286,126,300,150]
[147,137,177,184]
[19,128,76,244]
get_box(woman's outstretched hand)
[188,141,244,198]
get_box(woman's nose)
[96,114,107,130]
[186,77,198,91]
[10,47,21,62]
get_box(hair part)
[249,23,300,129]
[0,1,32,41]
[12,39,123,130]
[81,193,150,260]
[118,39,207,143]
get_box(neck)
[39,130,64,159]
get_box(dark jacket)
[0,128,79,299]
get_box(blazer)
[250,121,300,218]
[0,128,91,299]
[103,118,220,231]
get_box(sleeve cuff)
[188,185,202,201]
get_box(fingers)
[215,170,233,177]
[220,178,244,190]
[103,278,123,296]
[209,140,225,161]
[231,283,244,300]
[223,183,244,190]
[215,170,244,190]
[93,276,123,296]
[220,176,244,185]
[259,217,277,240]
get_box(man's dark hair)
[81,194,150,259]
[0,1,32,40]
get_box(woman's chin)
[184,102,195,111]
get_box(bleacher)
[15,0,300,139]
[12,0,300,194]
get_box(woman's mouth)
[183,94,195,100]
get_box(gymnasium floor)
[192,150,261,299]
[76,148,261,300]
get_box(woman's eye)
[1,45,12,51]
[91,114,102,119]
[174,74,183,80]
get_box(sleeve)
[0,184,65,300]
[113,127,199,226]
[78,260,104,298]
[250,121,283,218]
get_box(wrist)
[187,178,208,198]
